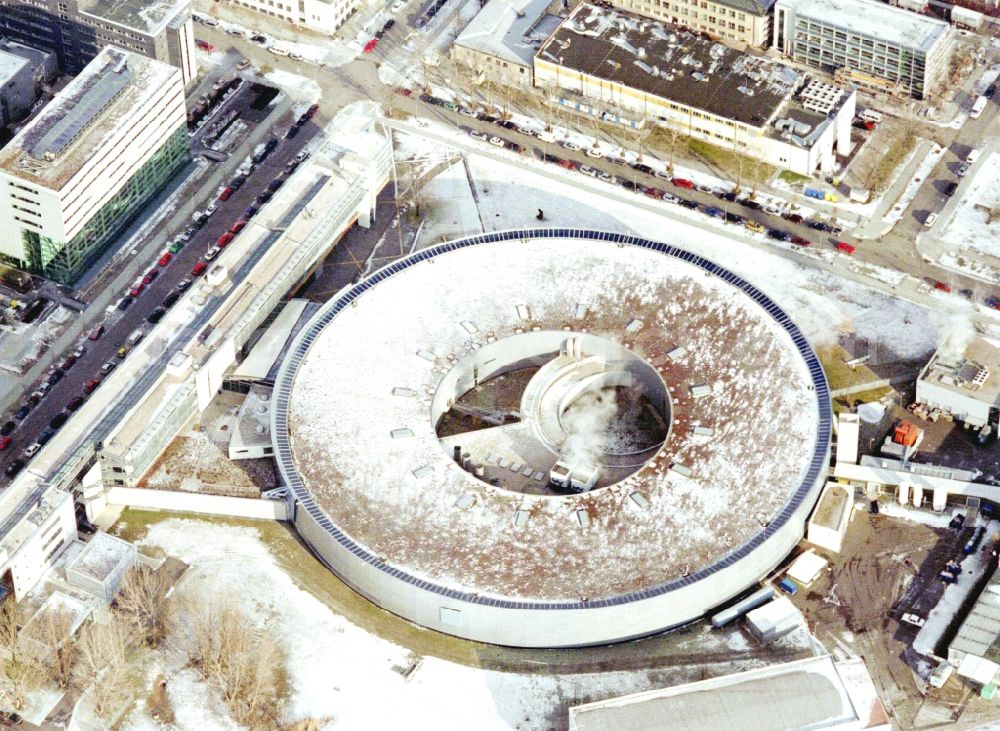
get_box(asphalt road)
[0,85,320,482]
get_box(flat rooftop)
[0,48,28,85]
[79,0,189,34]
[537,4,802,127]
[66,531,134,582]
[0,47,180,189]
[776,0,950,54]
[921,335,1000,408]
[568,655,888,731]
[454,0,559,67]
[951,575,1000,663]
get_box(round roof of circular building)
[274,230,829,605]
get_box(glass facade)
[21,124,189,284]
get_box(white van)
[966,148,981,165]
[126,328,145,347]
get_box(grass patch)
[816,344,885,392]
[778,170,811,185]
[685,138,777,188]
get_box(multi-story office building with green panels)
[0,47,188,284]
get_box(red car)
[790,235,811,246]
[558,159,576,170]
[83,378,101,394]
[142,268,159,285]
[88,325,104,341]
[396,87,412,96]
[229,220,246,234]
[158,252,172,267]
[644,187,665,199]
[219,187,234,201]
[217,232,234,248]
[129,282,145,297]
[0,436,10,451]
[364,39,377,53]
[195,39,214,52]
[672,178,694,189]
[835,241,856,254]
[191,261,208,277]
[934,281,952,293]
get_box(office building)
[0,0,196,87]
[0,47,188,283]
[226,0,359,36]
[609,0,775,47]
[772,0,952,99]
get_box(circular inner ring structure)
[433,332,672,494]
[271,229,831,648]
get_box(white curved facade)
[271,229,832,647]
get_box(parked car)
[744,220,765,233]
[957,163,971,177]
[704,206,724,218]
[129,282,145,298]
[0,421,15,436]
[158,252,172,267]
[579,165,598,177]
[924,212,938,227]
[488,136,505,147]
[740,199,762,210]
[88,325,105,341]
[469,130,489,141]
[176,278,194,292]
[672,178,694,189]
[934,281,952,293]
[191,261,208,276]
[767,229,790,241]
[147,307,167,324]
[790,235,810,246]
[83,378,101,394]
[782,212,804,224]
[244,205,259,218]
[47,370,64,386]
[14,406,30,420]
[163,291,181,308]
[269,45,291,56]
[49,412,68,430]
[561,140,581,152]
[0,436,10,451]
[585,147,604,159]
[943,181,958,197]
[219,187,235,202]
[100,360,117,375]
[37,430,53,446]
[217,232,234,248]
[5,459,25,477]
[169,241,185,254]
[204,246,222,262]
[142,268,159,285]
[835,241,856,254]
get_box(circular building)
[271,229,831,647]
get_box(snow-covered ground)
[882,142,946,226]
[396,123,948,361]
[939,151,1000,261]
[118,519,816,730]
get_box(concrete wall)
[106,487,288,521]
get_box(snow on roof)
[537,4,803,128]
[950,565,1000,663]
[79,0,190,34]
[66,531,135,582]
[281,234,822,602]
[958,653,1000,684]
[775,0,949,54]
[0,47,180,190]
[921,334,1000,407]
[0,48,28,86]
[787,549,828,585]
[567,655,864,731]
[454,0,557,67]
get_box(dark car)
[250,33,267,43]
[47,369,64,386]
[716,191,737,202]
[767,228,790,241]
[782,212,804,224]
[231,175,247,190]
[83,378,101,394]
[497,120,517,130]
[630,163,654,175]
[49,412,68,430]
[987,83,997,98]
[943,181,958,197]
[740,199,762,210]
[61,355,77,371]
[117,295,134,311]
[678,198,699,209]
[25,394,40,407]
[257,191,273,205]
[286,125,300,139]
[724,213,745,225]
[244,205,259,218]
[147,307,167,324]
[476,112,499,124]
[163,291,181,308]
[37,429,54,446]
[67,397,86,412]
[1,421,15,436]
[5,459,25,478]
[790,235,811,246]
[644,187,665,199]
[384,19,395,29]
[267,178,284,192]
[704,206,724,218]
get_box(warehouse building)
[567,655,890,730]
[772,0,952,99]
[534,4,855,176]
[608,0,775,47]
[451,0,562,87]
[0,47,188,283]
[916,335,1000,430]
[0,0,196,87]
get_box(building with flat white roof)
[0,0,196,86]
[772,0,952,99]
[916,334,1000,429]
[451,0,562,87]
[568,655,890,730]
[0,47,188,283]
[227,0,359,36]
[535,4,856,176]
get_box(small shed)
[787,549,829,586]
[65,532,137,604]
[746,596,803,643]
[808,483,852,554]
[957,654,1000,686]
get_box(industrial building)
[608,0,775,47]
[0,0,196,87]
[270,229,831,647]
[0,40,57,128]
[226,0,359,36]
[534,4,856,176]
[0,47,188,284]
[807,482,853,553]
[948,569,1000,688]
[772,0,952,99]
[916,335,1000,429]
[451,0,562,87]
[567,655,890,730]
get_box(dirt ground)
[792,506,1000,730]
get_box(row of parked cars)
[415,0,448,28]
[187,76,241,136]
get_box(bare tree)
[73,616,136,717]
[31,607,76,689]
[0,602,41,711]
[172,594,284,730]
[116,565,171,647]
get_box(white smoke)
[560,387,620,475]
[937,314,976,363]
